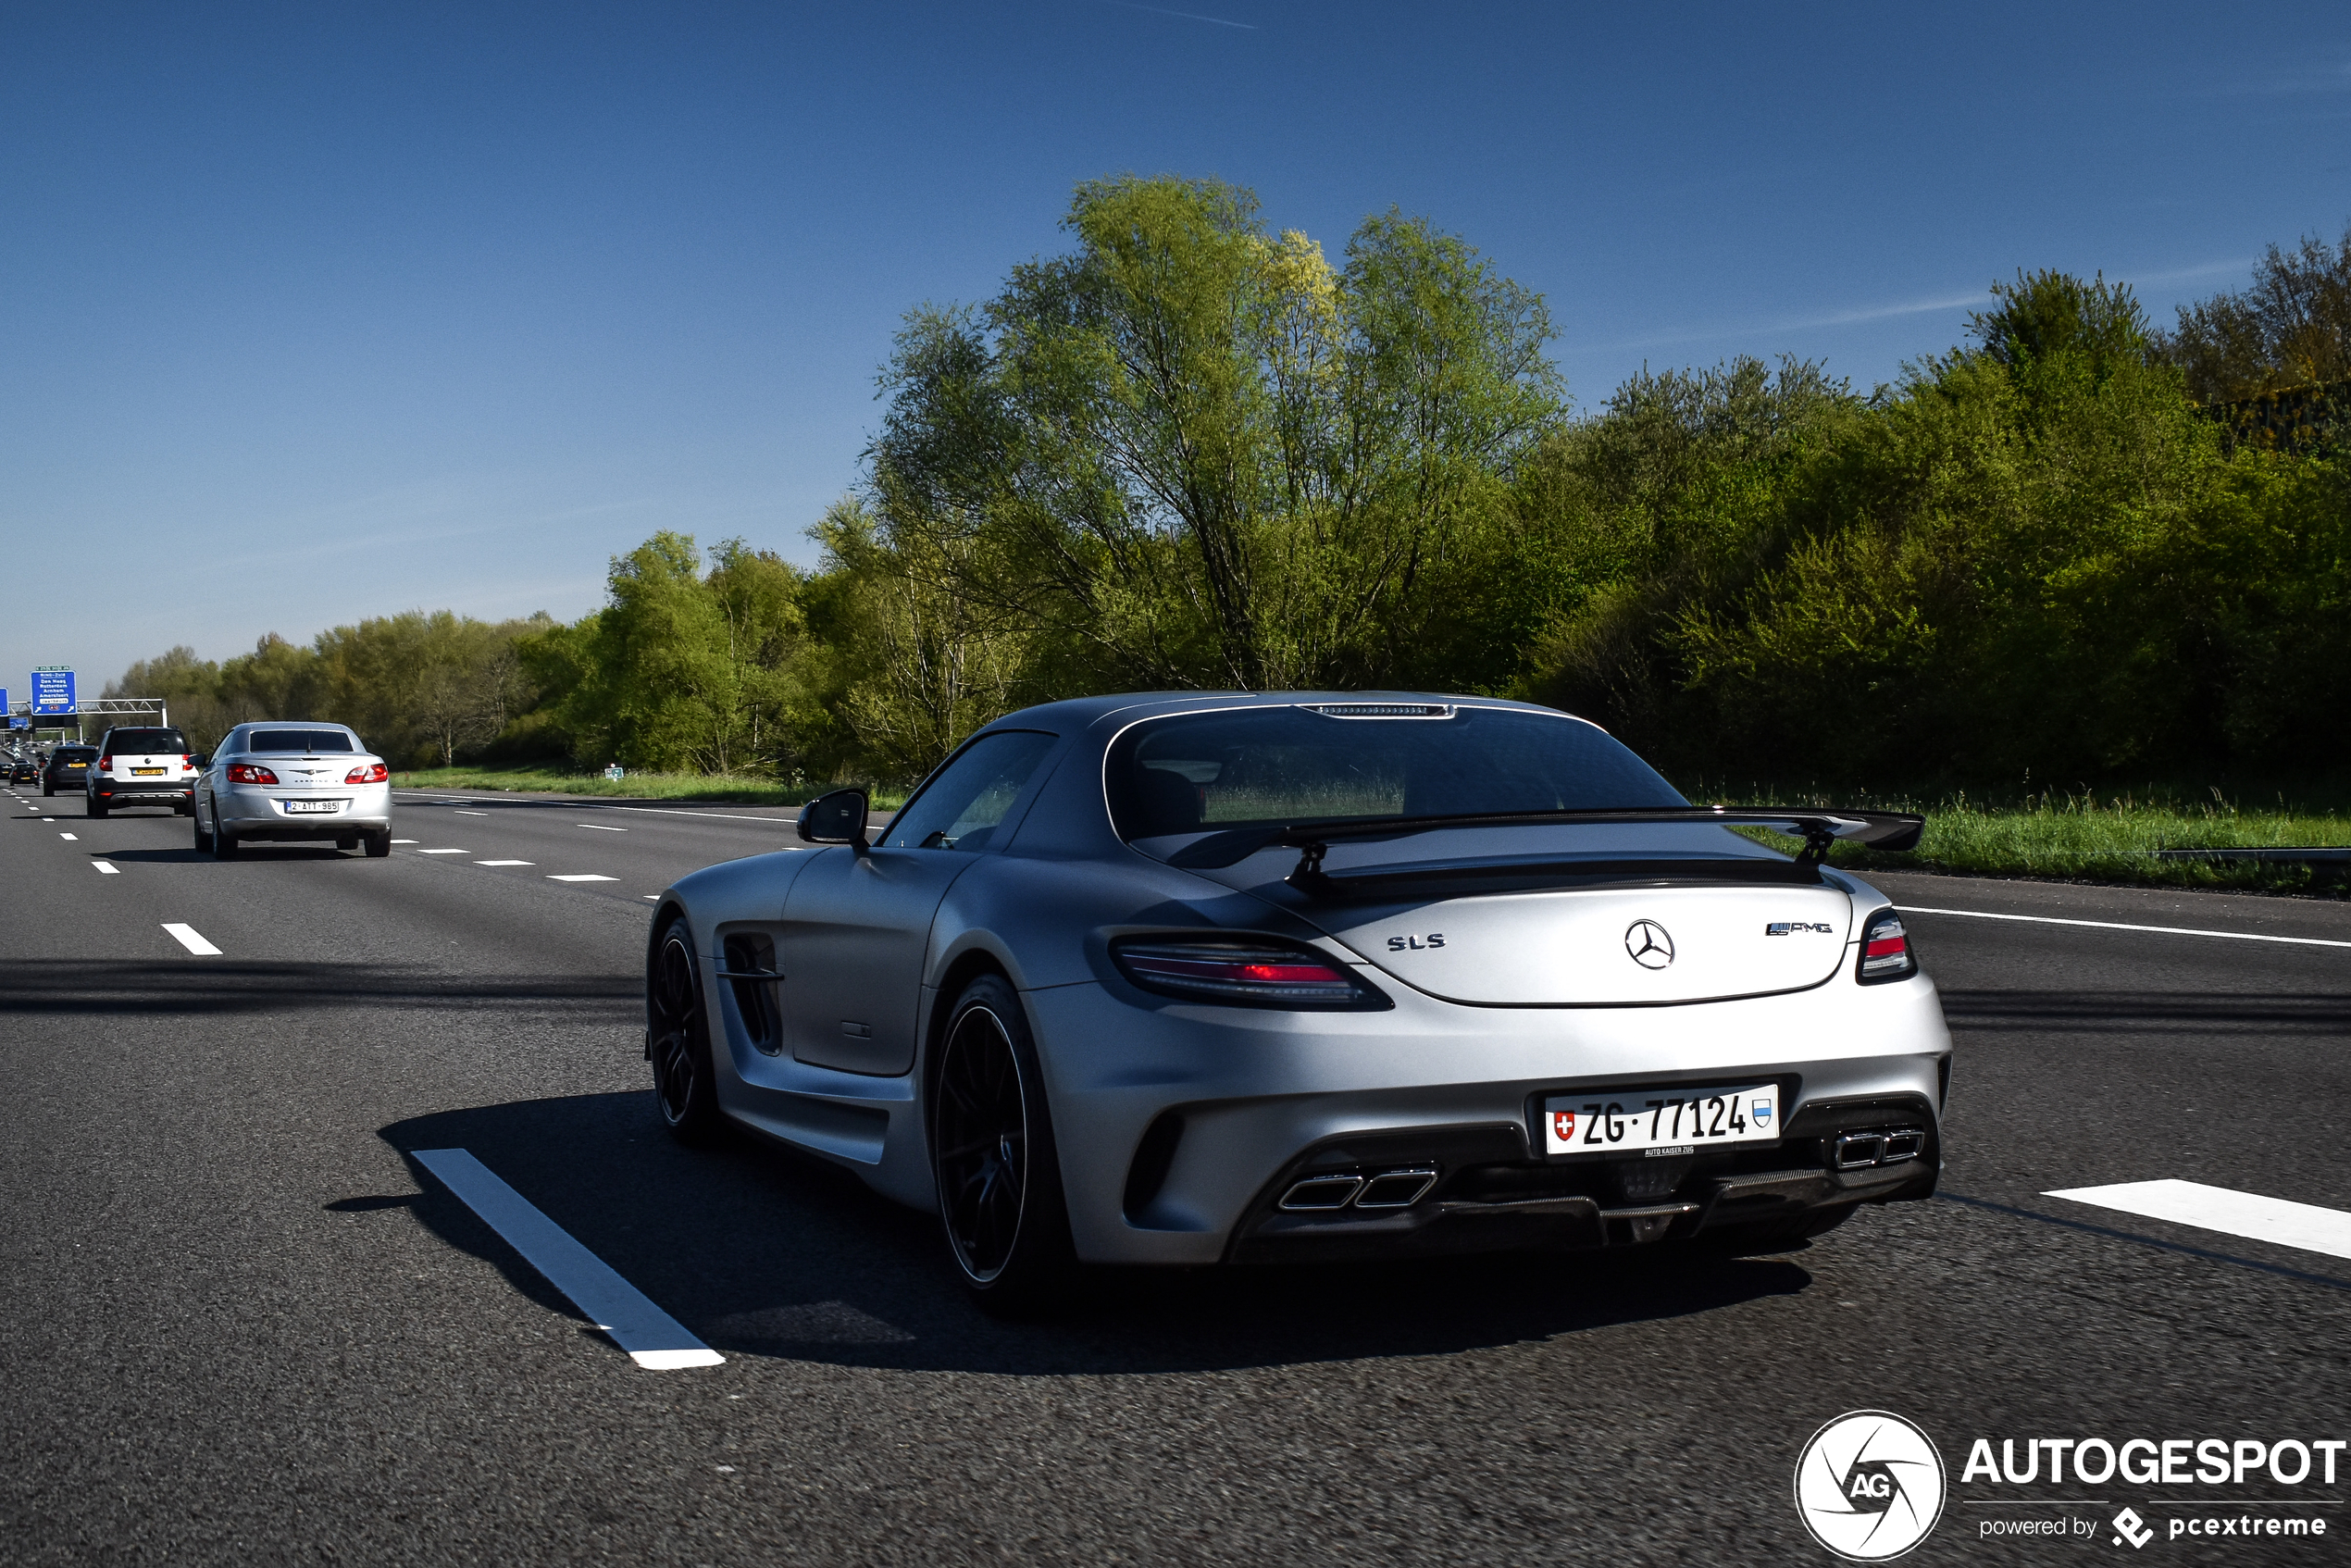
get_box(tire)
[930,974,1077,1314]
[193,803,214,854]
[335,835,358,852]
[211,803,239,859]
[86,793,106,818]
[175,802,193,817]
[42,781,52,796]
[647,918,723,1144]
[364,829,391,858]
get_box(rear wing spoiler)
[1164,805,1927,885]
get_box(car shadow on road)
[101,845,354,863]
[367,1091,1816,1376]
[0,959,635,1016]
[1938,988,2351,1037]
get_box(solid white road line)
[476,859,535,866]
[410,1149,723,1371]
[2045,1179,2351,1263]
[576,824,627,831]
[161,923,222,956]
[1898,905,2351,951]
[387,791,804,829]
[416,848,467,854]
[548,874,618,882]
[93,862,118,875]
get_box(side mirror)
[797,788,869,850]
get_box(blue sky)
[4,0,2347,695]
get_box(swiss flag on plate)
[1552,1109,1577,1144]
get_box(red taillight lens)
[98,756,113,771]
[1111,939,1388,1009]
[345,763,388,783]
[1858,912,1917,982]
[181,754,195,770]
[227,763,280,785]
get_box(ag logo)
[1624,920,1674,969]
[1793,1410,1945,1561]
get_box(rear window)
[1107,703,1685,841]
[54,748,95,761]
[105,729,187,753]
[247,729,357,753]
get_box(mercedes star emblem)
[1624,919,1675,969]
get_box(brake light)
[1111,938,1389,1009]
[98,755,112,772]
[1857,911,1918,983]
[227,764,280,785]
[345,762,389,784]
[181,754,195,771]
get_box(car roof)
[981,690,1588,736]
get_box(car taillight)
[345,762,389,784]
[1857,910,1918,983]
[181,754,195,770]
[1111,938,1390,1010]
[99,756,113,771]
[228,764,280,785]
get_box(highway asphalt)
[3,786,2346,1565]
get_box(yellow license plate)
[132,766,166,776]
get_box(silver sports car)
[647,693,1949,1309]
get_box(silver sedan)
[196,723,392,858]
[648,693,1950,1311]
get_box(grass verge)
[1715,786,2351,894]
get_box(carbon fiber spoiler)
[1163,805,1927,883]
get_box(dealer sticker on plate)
[1544,1085,1779,1156]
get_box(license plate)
[132,766,164,776]
[1543,1084,1780,1156]
[283,799,342,814]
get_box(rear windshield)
[54,748,95,760]
[247,729,357,753]
[106,729,186,753]
[1107,704,1685,841]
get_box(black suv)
[43,745,97,796]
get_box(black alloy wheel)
[647,921,721,1143]
[930,974,1075,1312]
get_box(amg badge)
[1765,921,1837,936]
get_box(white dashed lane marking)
[577,824,627,831]
[391,839,418,844]
[454,810,490,816]
[476,860,535,866]
[58,832,76,840]
[161,924,222,956]
[93,863,118,875]
[548,874,619,883]
[416,849,467,855]
[411,1149,722,1371]
[1900,905,2351,951]
[2045,1180,2351,1263]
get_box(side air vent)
[719,933,783,1056]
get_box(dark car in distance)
[42,745,97,796]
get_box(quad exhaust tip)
[1279,1166,1437,1212]
[1835,1127,1926,1171]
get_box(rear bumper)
[94,781,193,803]
[1223,1099,1938,1263]
[218,784,390,837]
[1025,964,1952,1266]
